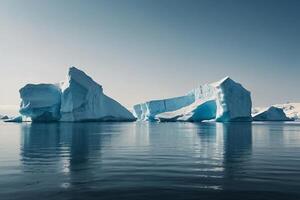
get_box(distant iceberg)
[273,103,300,120]
[134,77,252,122]
[0,114,9,120]
[253,103,300,121]
[4,115,23,123]
[252,106,292,121]
[16,67,135,122]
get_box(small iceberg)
[252,106,292,121]
[0,115,9,120]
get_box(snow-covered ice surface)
[252,106,292,121]
[134,77,252,122]
[14,67,135,122]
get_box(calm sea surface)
[0,121,300,200]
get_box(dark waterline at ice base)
[0,122,300,200]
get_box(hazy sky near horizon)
[0,0,299,110]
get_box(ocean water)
[0,121,300,200]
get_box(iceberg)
[14,67,135,122]
[4,115,23,123]
[253,103,300,121]
[134,77,252,122]
[273,103,300,120]
[60,67,135,122]
[1,115,9,120]
[252,106,292,121]
[19,84,62,121]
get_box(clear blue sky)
[0,0,299,109]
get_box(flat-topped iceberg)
[15,67,135,122]
[134,77,252,122]
[252,106,292,121]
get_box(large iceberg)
[134,77,252,122]
[252,106,292,121]
[16,67,135,122]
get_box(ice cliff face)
[134,77,252,122]
[252,106,291,121]
[18,67,135,122]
